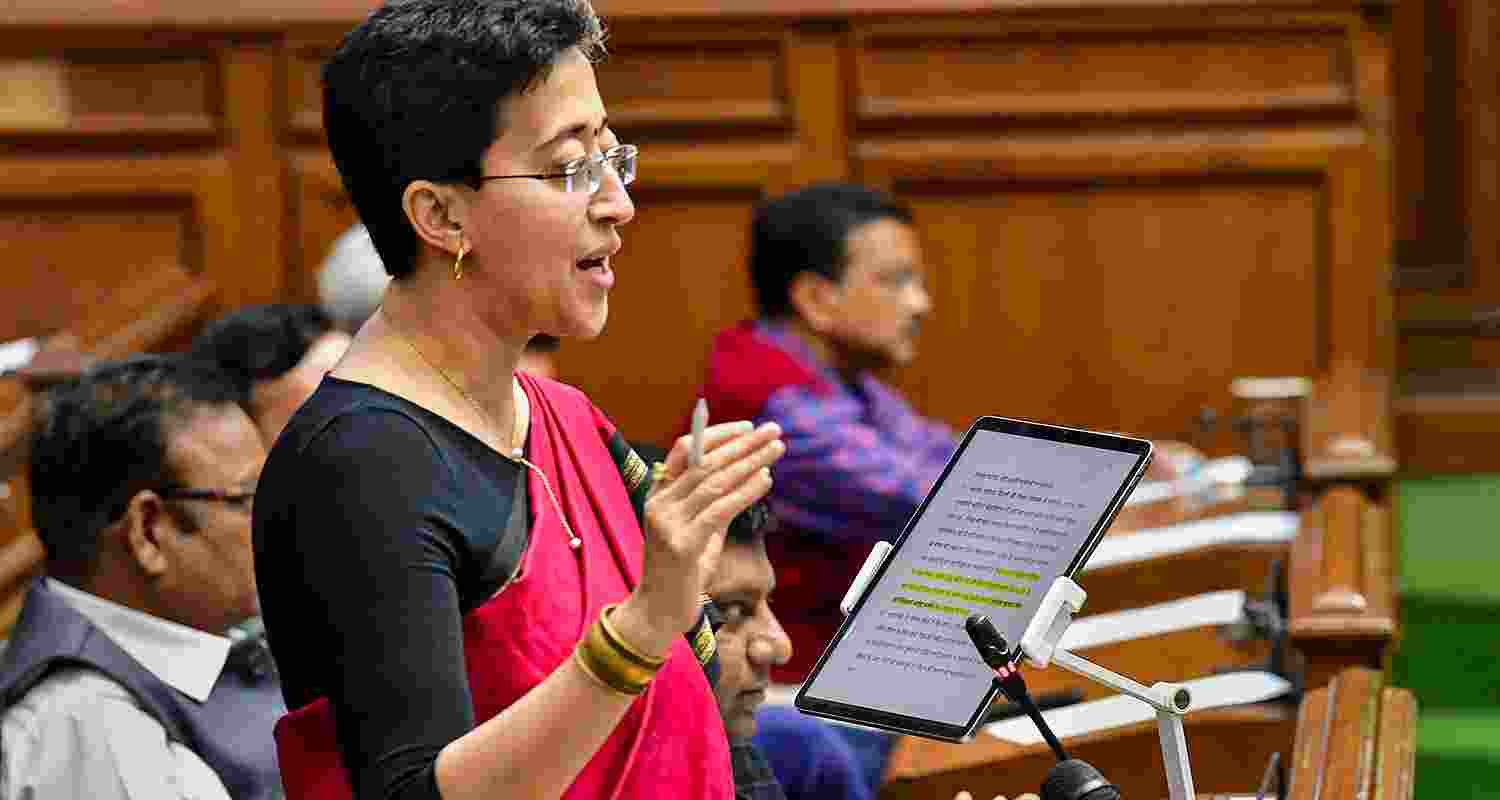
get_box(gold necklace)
[396,330,582,552]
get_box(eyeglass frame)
[470,143,637,194]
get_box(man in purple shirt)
[701,183,951,686]
[698,183,945,797]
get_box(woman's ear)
[122,490,171,580]
[401,179,469,257]
[788,271,842,334]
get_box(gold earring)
[452,242,468,281]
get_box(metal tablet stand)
[1020,577,1198,800]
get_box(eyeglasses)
[156,487,255,514]
[474,144,637,194]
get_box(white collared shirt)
[1,579,235,800]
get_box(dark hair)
[322,0,606,278]
[29,355,245,575]
[726,499,774,547]
[189,304,333,401]
[749,182,914,319]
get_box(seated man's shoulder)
[705,324,830,424]
[5,666,150,731]
[1,666,232,800]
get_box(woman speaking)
[251,2,785,799]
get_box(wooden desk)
[883,666,1415,800]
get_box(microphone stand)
[1019,577,1197,800]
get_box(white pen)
[689,398,708,468]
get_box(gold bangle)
[572,644,638,696]
[586,616,659,687]
[577,627,651,695]
[597,603,667,669]
[576,611,662,695]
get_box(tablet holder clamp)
[1019,577,1198,800]
[838,547,1198,800]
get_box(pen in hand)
[689,398,708,468]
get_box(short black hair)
[29,355,245,576]
[322,0,606,278]
[190,304,333,401]
[726,499,774,547]
[749,182,914,319]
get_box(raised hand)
[613,420,784,657]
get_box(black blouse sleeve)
[268,410,476,800]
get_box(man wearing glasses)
[0,355,282,800]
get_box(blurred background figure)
[317,224,389,333]
[190,305,351,447]
[0,355,282,800]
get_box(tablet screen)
[799,421,1148,733]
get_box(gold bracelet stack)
[573,603,666,696]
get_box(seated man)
[700,183,948,684]
[190,304,351,445]
[0,355,282,800]
[700,183,1190,682]
[708,502,1030,800]
[708,501,882,800]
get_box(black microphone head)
[1042,759,1120,800]
[965,614,1010,669]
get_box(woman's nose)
[589,168,635,228]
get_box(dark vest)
[0,578,285,800]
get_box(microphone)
[965,614,1011,669]
[1043,759,1120,800]
[963,615,1123,800]
[965,614,1069,762]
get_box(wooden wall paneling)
[0,41,221,140]
[848,9,1389,459]
[217,42,286,307]
[859,137,1346,447]
[596,22,791,134]
[282,30,341,145]
[281,30,355,303]
[1458,0,1499,298]
[1391,0,1466,289]
[0,0,1401,28]
[851,12,1358,127]
[1287,487,1396,689]
[785,24,851,186]
[1391,0,1500,295]
[286,151,358,304]
[551,23,822,445]
[0,157,227,337]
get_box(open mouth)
[578,256,608,270]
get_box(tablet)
[794,416,1153,742]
